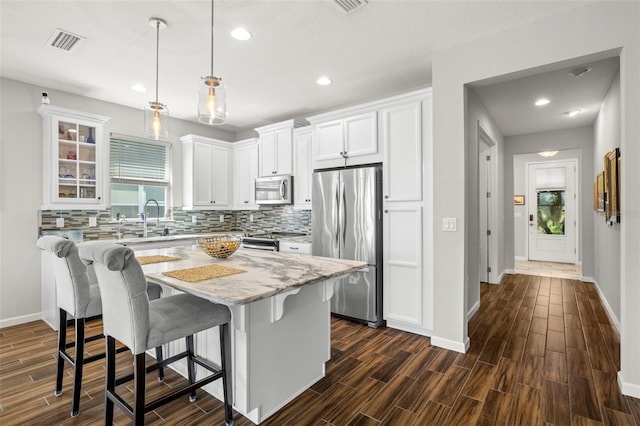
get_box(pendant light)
[197,0,226,125]
[145,18,169,140]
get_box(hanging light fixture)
[198,0,226,125]
[145,18,169,140]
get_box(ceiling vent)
[569,66,592,78]
[334,0,369,14]
[47,28,85,52]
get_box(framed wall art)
[604,148,620,222]
[595,171,605,212]
[514,195,525,205]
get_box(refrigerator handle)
[341,182,346,248]
[335,183,340,245]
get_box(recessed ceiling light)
[316,76,332,86]
[231,27,251,41]
[131,83,147,93]
[534,98,550,106]
[565,109,583,117]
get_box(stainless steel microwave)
[255,175,293,205]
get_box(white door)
[527,160,577,263]
[478,140,492,283]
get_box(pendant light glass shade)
[145,18,169,140]
[198,75,226,125]
[197,0,226,125]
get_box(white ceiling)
[471,56,620,137]
[1,0,601,136]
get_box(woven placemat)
[136,255,181,265]
[162,264,247,283]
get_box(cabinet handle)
[384,210,388,213]
[244,201,249,204]
[385,195,389,199]
[97,196,101,200]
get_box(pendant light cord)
[210,0,214,76]
[155,20,160,104]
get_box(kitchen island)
[138,245,365,424]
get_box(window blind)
[110,138,169,185]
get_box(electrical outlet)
[219,214,224,223]
[191,215,197,224]
[89,217,97,227]
[56,217,64,228]
[249,214,254,222]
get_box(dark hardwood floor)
[2,273,640,425]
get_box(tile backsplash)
[39,206,311,241]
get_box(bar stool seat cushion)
[147,294,230,353]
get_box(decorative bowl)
[198,235,242,259]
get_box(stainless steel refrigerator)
[312,165,383,328]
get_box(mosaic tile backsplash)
[39,206,311,241]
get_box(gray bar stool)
[37,236,164,418]
[79,242,234,426]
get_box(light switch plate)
[89,217,97,227]
[191,215,197,224]
[249,214,254,222]
[56,217,64,228]
[219,214,224,223]
[442,217,457,232]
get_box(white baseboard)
[618,371,640,399]
[592,279,621,333]
[515,256,527,261]
[0,312,42,329]
[504,268,516,275]
[386,320,433,338]
[430,335,469,353]
[467,300,480,320]
[580,275,595,283]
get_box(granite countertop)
[139,246,363,306]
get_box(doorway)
[527,159,577,263]
[478,124,496,284]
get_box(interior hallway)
[1,266,638,424]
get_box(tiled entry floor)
[516,259,581,280]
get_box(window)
[537,190,565,235]
[110,137,171,219]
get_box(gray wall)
[506,127,594,280]
[431,2,640,392]
[593,71,621,325]
[0,77,234,323]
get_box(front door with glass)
[527,160,577,263]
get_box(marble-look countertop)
[277,235,312,244]
[139,246,364,306]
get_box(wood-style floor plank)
[2,272,639,425]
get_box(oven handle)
[242,243,278,251]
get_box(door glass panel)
[537,190,565,235]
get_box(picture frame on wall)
[604,148,620,222]
[514,195,525,205]
[595,171,605,212]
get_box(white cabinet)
[311,111,379,169]
[181,135,231,210]
[279,241,311,255]
[293,127,313,208]
[37,105,110,210]
[383,205,423,327]
[379,89,433,336]
[232,138,259,209]
[256,120,305,177]
[382,101,423,202]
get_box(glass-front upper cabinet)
[38,105,110,209]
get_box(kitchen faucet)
[143,199,160,237]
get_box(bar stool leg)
[133,353,146,426]
[105,336,116,426]
[155,346,164,382]
[70,317,85,417]
[220,323,234,426]
[186,335,197,402]
[55,308,67,397]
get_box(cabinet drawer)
[279,241,311,255]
